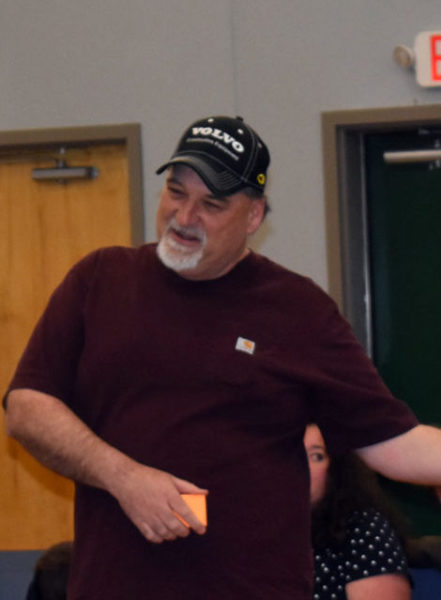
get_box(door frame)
[0,123,144,244]
[321,103,441,354]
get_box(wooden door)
[0,142,137,549]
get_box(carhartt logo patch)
[235,337,256,355]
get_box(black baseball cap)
[156,115,270,196]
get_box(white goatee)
[157,218,206,272]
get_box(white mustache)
[167,218,206,244]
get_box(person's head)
[26,541,73,600]
[304,423,331,507]
[155,115,270,280]
[304,424,409,548]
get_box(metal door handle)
[383,149,441,164]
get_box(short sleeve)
[341,509,409,583]
[307,296,418,453]
[4,250,101,407]
[313,509,410,599]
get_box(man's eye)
[204,200,224,211]
[168,187,184,197]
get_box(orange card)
[179,493,207,527]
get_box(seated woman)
[304,423,412,600]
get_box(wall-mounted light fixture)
[393,31,441,87]
[393,45,415,69]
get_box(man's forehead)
[167,165,228,201]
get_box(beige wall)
[2,0,441,291]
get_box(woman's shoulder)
[314,508,409,594]
[342,508,408,575]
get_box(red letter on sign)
[430,34,441,81]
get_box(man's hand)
[110,463,208,543]
[6,389,208,544]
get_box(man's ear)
[247,198,266,235]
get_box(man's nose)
[175,199,200,226]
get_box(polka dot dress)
[313,508,409,600]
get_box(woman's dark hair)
[26,541,73,600]
[311,451,410,549]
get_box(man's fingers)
[172,475,209,496]
[161,513,192,539]
[118,466,208,543]
[173,509,205,534]
[140,522,164,544]
[140,514,190,543]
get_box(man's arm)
[5,388,208,543]
[355,424,441,484]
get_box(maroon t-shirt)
[7,244,417,600]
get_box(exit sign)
[415,31,441,87]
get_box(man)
[4,115,441,599]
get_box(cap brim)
[156,154,245,196]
